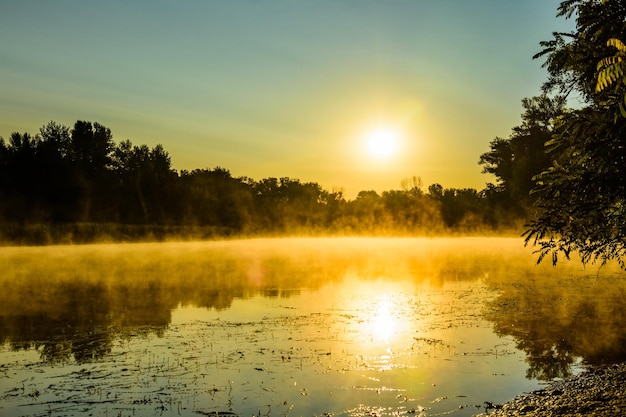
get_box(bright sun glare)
[364,126,402,160]
[369,299,396,343]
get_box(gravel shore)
[476,363,626,416]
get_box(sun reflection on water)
[336,278,424,368]
[368,297,397,343]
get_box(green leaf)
[607,38,626,52]
[619,100,626,118]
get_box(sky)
[0,1,574,198]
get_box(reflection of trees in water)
[1,239,484,363]
[6,238,617,368]
[485,273,626,381]
[512,329,575,380]
[0,244,334,363]
[40,340,73,364]
[3,313,115,364]
[39,331,113,364]
[0,271,174,363]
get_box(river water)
[0,237,624,417]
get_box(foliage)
[524,0,626,267]
[596,37,626,118]
[524,106,626,267]
[479,94,566,211]
[534,0,626,101]
[596,38,626,93]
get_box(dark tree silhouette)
[179,167,254,231]
[112,140,178,224]
[479,94,565,211]
[430,187,482,228]
[69,121,116,221]
[525,0,626,267]
[37,121,79,221]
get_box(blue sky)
[0,1,574,196]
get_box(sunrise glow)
[363,125,403,160]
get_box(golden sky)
[0,1,573,197]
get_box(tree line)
[0,118,537,243]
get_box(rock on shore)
[475,363,626,416]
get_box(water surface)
[0,237,624,417]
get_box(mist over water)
[1,237,624,417]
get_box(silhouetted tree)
[479,94,565,211]
[381,185,437,231]
[112,140,178,224]
[70,121,114,172]
[276,178,328,230]
[37,121,79,221]
[69,121,115,221]
[250,177,330,231]
[324,187,346,228]
[0,138,7,217]
[400,176,423,196]
[180,168,253,231]
[525,0,626,266]
[432,187,483,228]
[427,183,444,200]
[2,132,43,221]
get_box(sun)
[364,126,402,160]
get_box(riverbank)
[477,363,626,416]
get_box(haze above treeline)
[0,95,548,245]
